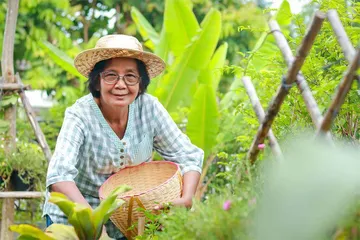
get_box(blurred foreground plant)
[10,185,131,240]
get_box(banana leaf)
[147,27,170,94]
[131,7,159,51]
[187,83,219,160]
[38,41,86,82]
[156,9,221,112]
[164,0,199,57]
[209,43,228,90]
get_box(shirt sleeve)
[46,107,85,188]
[152,98,204,175]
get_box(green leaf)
[157,8,222,111]
[0,95,18,107]
[0,119,9,132]
[48,192,76,217]
[38,41,86,81]
[187,83,219,160]
[220,76,243,110]
[67,211,86,240]
[72,205,95,239]
[147,27,170,94]
[131,6,159,51]
[45,224,79,240]
[164,0,199,57]
[209,43,228,90]
[248,33,278,71]
[155,26,170,64]
[109,184,132,196]
[10,224,55,240]
[93,185,131,237]
[276,0,292,26]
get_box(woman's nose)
[114,77,127,88]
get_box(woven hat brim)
[74,48,166,79]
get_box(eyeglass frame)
[99,70,142,86]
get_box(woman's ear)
[96,76,101,91]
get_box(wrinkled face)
[99,57,140,108]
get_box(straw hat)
[74,34,165,79]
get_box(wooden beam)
[1,0,19,239]
[247,11,326,164]
[16,73,52,162]
[0,192,44,199]
[318,47,360,133]
[0,82,31,91]
[241,76,283,159]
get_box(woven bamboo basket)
[99,161,182,239]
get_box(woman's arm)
[151,97,204,208]
[51,181,91,208]
[172,171,201,208]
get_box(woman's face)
[99,57,140,108]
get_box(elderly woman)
[42,35,203,239]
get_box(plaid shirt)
[43,93,203,239]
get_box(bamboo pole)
[268,20,324,129]
[241,76,283,159]
[247,11,326,164]
[0,82,31,91]
[327,10,360,86]
[16,73,52,161]
[1,0,19,239]
[318,47,360,133]
[0,192,44,199]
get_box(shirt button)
[120,149,124,153]
[123,141,126,145]
[120,162,124,166]
[120,155,124,159]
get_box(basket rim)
[98,161,180,200]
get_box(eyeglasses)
[100,70,141,86]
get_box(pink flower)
[248,197,256,206]
[223,200,231,210]
[258,143,265,150]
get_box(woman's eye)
[126,74,136,79]
[105,73,117,77]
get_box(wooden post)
[318,47,360,133]
[241,76,283,159]
[247,11,326,164]
[1,0,19,239]
[16,73,52,161]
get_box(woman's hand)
[171,196,193,208]
[154,196,193,211]
[154,171,200,211]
